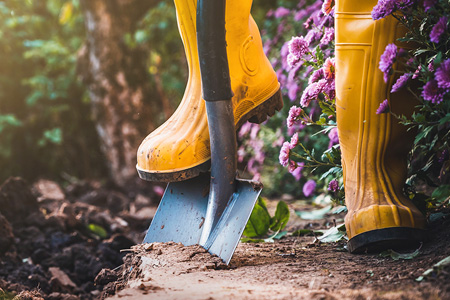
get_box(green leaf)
[317,224,347,243]
[243,197,271,237]
[38,128,62,146]
[88,223,108,239]
[319,167,343,181]
[296,205,332,220]
[269,201,290,232]
[416,255,450,282]
[431,185,450,203]
[380,248,420,261]
[439,114,450,125]
[292,229,314,236]
[240,238,265,243]
[272,231,288,240]
[0,114,22,133]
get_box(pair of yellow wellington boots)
[335,0,426,252]
[136,0,282,182]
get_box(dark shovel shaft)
[196,0,237,246]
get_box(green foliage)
[87,223,108,239]
[0,0,105,181]
[243,197,290,240]
[316,224,347,243]
[380,248,421,261]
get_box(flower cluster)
[371,0,450,193]
[275,0,341,199]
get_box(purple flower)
[412,65,422,79]
[287,106,303,128]
[423,0,437,11]
[438,149,449,163]
[309,69,325,84]
[376,99,390,114]
[421,79,445,104]
[379,43,398,82]
[430,16,448,43]
[303,179,316,197]
[238,122,252,138]
[435,59,450,90]
[288,83,300,101]
[328,179,339,192]
[305,29,322,45]
[287,53,301,68]
[371,0,396,20]
[279,142,291,167]
[323,79,336,99]
[320,27,335,46]
[288,36,310,59]
[290,133,299,149]
[300,82,321,107]
[304,16,313,29]
[274,7,290,18]
[290,162,304,181]
[391,73,411,93]
[328,127,339,147]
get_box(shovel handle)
[197,0,233,102]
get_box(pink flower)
[287,53,301,68]
[290,133,299,149]
[287,106,303,128]
[328,127,339,147]
[322,0,334,14]
[323,57,335,79]
[288,36,310,59]
[379,43,398,83]
[320,27,335,46]
[376,99,389,114]
[279,142,291,167]
[274,7,290,18]
[391,73,411,93]
[303,179,316,197]
[300,82,322,107]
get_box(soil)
[0,177,449,300]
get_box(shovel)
[142,0,262,265]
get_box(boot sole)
[137,88,283,182]
[347,227,427,254]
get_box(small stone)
[34,179,65,201]
[49,267,77,292]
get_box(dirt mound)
[99,242,227,298]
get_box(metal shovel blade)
[142,173,262,264]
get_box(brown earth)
[0,177,449,300]
[103,204,450,300]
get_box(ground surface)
[0,177,449,300]
[106,202,450,300]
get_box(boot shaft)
[335,0,426,239]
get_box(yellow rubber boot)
[335,0,426,253]
[136,0,282,182]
